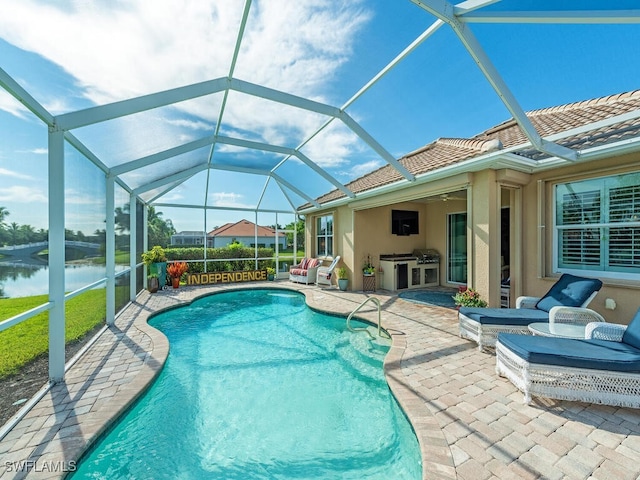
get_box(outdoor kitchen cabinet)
[380,260,439,291]
[412,264,439,288]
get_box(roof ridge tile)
[529,89,640,117]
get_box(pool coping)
[0,283,452,479]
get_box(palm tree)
[9,222,21,245]
[0,206,9,226]
[114,204,130,233]
[147,206,176,247]
[19,224,36,243]
[0,206,8,245]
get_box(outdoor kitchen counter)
[380,252,440,291]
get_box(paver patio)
[1,282,639,479]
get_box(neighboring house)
[171,231,206,246]
[207,219,287,250]
[300,90,640,322]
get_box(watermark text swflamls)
[4,460,77,473]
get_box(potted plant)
[147,273,159,293]
[337,267,348,291]
[266,266,276,281]
[362,254,375,276]
[167,261,188,289]
[452,287,487,308]
[142,246,167,288]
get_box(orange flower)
[167,261,188,278]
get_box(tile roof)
[307,90,640,208]
[208,219,285,237]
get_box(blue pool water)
[73,289,421,479]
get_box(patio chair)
[459,273,603,351]
[289,257,321,284]
[495,307,640,408]
[316,255,341,287]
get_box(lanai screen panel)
[69,95,221,169]
[1,2,640,218]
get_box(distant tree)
[147,206,176,248]
[115,204,130,233]
[0,207,9,245]
[9,222,21,245]
[19,224,36,243]
[284,218,305,250]
[0,206,9,226]
[94,228,106,256]
[36,228,48,242]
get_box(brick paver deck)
[1,282,639,479]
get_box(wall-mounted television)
[391,209,419,236]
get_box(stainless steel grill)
[412,248,440,264]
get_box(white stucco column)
[48,127,65,382]
[470,170,502,307]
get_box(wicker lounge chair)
[316,255,341,286]
[496,308,640,408]
[289,258,321,284]
[459,274,603,351]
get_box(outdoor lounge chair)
[459,274,603,351]
[289,257,321,284]
[495,308,640,408]
[316,255,341,286]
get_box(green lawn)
[0,289,107,379]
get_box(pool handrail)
[346,297,391,339]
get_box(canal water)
[0,261,122,299]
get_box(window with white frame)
[316,214,333,257]
[555,172,640,277]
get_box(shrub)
[453,287,487,308]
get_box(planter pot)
[268,274,275,281]
[172,277,180,289]
[338,279,348,291]
[147,277,159,293]
[151,262,167,289]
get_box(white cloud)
[0,89,30,119]
[0,168,34,180]
[0,0,371,164]
[300,120,369,168]
[31,148,47,155]
[0,0,380,221]
[209,192,252,209]
[0,185,47,203]
[63,188,105,206]
[344,160,384,179]
[156,191,184,203]
[165,118,212,131]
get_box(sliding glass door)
[447,212,467,284]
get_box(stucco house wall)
[518,152,640,322]
[301,92,640,324]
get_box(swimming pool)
[73,289,421,479]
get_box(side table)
[363,274,375,292]
[528,322,586,339]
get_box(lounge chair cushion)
[498,333,640,372]
[622,308,640,350]
[535,274,603,312]
[459,307,549,326]
[289,268,308,276]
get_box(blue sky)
[1,1,640,234]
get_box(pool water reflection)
[73,289,421,479]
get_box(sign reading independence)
[187,269,268,286]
